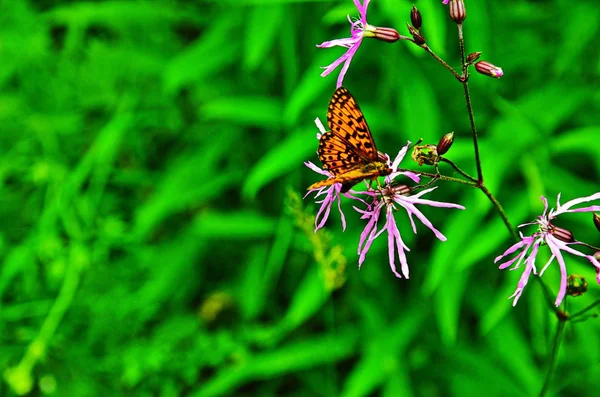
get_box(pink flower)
[317,0,373,88]
[304,161,347,231]
[354,143,465,278]
[495,193,600,307]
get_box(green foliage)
[1,0,599,396]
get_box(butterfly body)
[308,87,391,192]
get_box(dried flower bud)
[371,26,401,43]
[474,61,504,78]
[411,144,439,166]
[437,132,454,156]
[550,225,575,243]
[407,23,425,45]
[466,52,482,64]
[594,213,600,232]
[449,0,466,24]
[566,275,588,297]
[411,6,422,30]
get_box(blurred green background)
[1,0,599,396]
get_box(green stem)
[403,169,477,187]
[539,313,567,396]
[422,45,463,81]
[457,24,483,184]
[479,184,518,241]
[439,157,478,182]
[3,247,83,395]
[570,299,600,321]
[455,24,518,241]
[458,23,467,76]
[534,276,560,314]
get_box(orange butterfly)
[308,87,391,192]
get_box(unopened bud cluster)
[411,132,454,166]
[407,6,425,45]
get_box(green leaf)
[244,5,284,71]
[202,96,283,127]
[242,126,315,200]
[193,211,277,240]
[191,329,359,397]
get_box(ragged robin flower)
[495,193,600,307]
[317,0,402,88]
[354,142,465,278]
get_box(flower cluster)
[495,194,600,306]
[310,0,598,311]
[305,119,465,278]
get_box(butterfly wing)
[326,87,379,165]
[308,87,390,191]
[318,130,365,175]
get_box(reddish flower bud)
[436,131,454,156]
[411,144,439,166]
[449,0,466,24]
[566,274,588,297]
[411,6,422,30]
[407,23,425,45]
[466,52,482,64]
[593,213,600,233]
[371,26,401,43]
[474,61,504,78]
[550,225,575,243]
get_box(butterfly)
[308,87,391,193]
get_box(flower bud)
[391,184,411,196]
[436,131,454,156]
[449,0,466,24]
[593,213,600,233]
[466,52,482,64]
[474,61,504,78]
[411,144,439,166]
[372,26,401,43]
[566,275,588,297]
[407,23,425,45]
[550,225,575,243]
[411,6,422,30]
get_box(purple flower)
[442,0,450,4]
[495,193,600,307]
[317,0,374,88]
[304,161,347,231]
[354,143,465,278]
